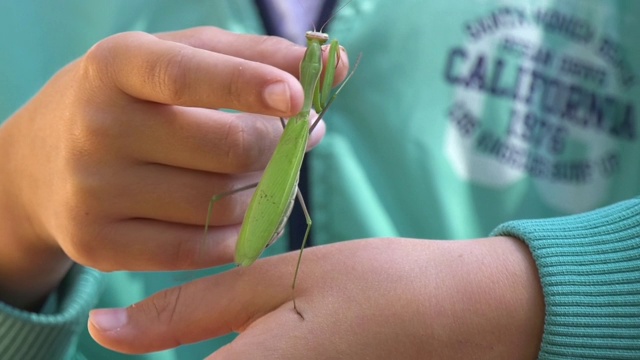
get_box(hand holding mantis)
[0,27,347,310]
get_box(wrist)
[0,227,72,310]
[412,237,544,359]
[0,119,72,310]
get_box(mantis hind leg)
[174,182,261,282]
[292,187,312,319]
[275,117,311,318]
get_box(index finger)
[82,31,304,116]
[158,27,350,88]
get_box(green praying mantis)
[205,30,358,317]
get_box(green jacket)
[1,0,639,359]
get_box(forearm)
[415,237,544,359]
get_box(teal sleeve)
[491,198,640,359]
[0,265,103,360]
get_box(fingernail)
[263,82,291,113]
[90,308,128,331]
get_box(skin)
[88,237,545,359]
[0,26,348,310]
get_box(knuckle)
[257,34,292,51]
[76,33,147,141]
[82,32,145,85]
[123,288,186,348]
[148,287,183,329]
[86,31,192,105]
[153,288,180,319]
[154,49,190,104]
[222,188,253,224]
[221,119,252,172]
[173,235,205,269]
[221,114,280,173]
[224,63,247,110]
[82,37,114,77]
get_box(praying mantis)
[205,30,358,317]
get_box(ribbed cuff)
[491,198,640,359]
[0,265,102,360]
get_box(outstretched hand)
[89,237,544,360]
